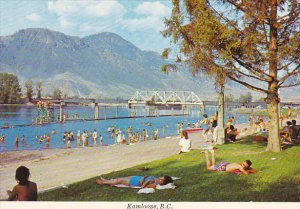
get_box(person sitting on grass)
[7,166,37,201]
[280,121,293,144]
[291,120,299,143]
[179,131,191,154]
[204,149,256,175]
[226,125,238,143]
[96,175,173,188]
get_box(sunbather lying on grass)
[204,150,256,175]
[96,175,173,188]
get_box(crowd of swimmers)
[2,108,300,150]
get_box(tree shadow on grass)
[247,168,300,201]
[237,135,300,151]
[236,135,268,148]
[39,158,256,201]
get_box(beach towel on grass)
[228,168,258,175]
[113,177,180,194]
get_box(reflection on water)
[0,105,252,152]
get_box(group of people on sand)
[74,129,103,147]
[190,112,219,143]
[126,126,159,144]
[248,114,267,133]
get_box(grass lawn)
[38,137,300,201]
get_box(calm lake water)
[0,105,250,152]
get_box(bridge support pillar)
[146,107,150,117]
[104,106,107,120]
[59,102,64,123]
[95,103,99,119]
[181,105,184,115]
[171,106,174,116]
[116,106,119,118]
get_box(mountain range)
[0,28,299,101]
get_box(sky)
[0,0,173,53]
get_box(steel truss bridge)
[128,91,205,107]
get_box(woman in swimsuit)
[200,114,210,141]
[96,175,173,188]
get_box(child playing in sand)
[7,166,37,201]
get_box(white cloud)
[58,16,75,28]
[48,0,125,17]
[48,0,125,28]
[122,1,171,32]
[134,1,171,17]
[26,13,41,22]
[121,16,163,32]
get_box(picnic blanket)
[228,168,258,175]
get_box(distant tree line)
[0,72,63,104]
[225,92,253,103]
[0,73,21,104]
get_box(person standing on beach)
[200,114,210,141]
[15,135,19,148]
[227,117,233,128]
[21,135,25,144]
[99,134,103,145]
[154,129,159,140]
[7,166,37,201]
[45,135,50,148]
[248,113,254,132]
[77,130,81,147]
[176,122,181,135]
[231,116,236,126]
[62,132,67,143]
[0,134,5,144]
[83,131,88,147]
[287,107,292,119]
[116,129,122,144]
[92,129,98,146]
[142,129,147,141]
[67,138,71,148]
[211,111,218,143]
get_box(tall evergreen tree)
[53,88,62,99]
[36,81,42,99]
[163,0,300,152]
[25,80,34,101]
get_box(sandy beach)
[0,118,297,200]
[0,131,208,200]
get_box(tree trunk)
[265,93,281,152]
[217,84,225,144]
[266,0,281,152]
